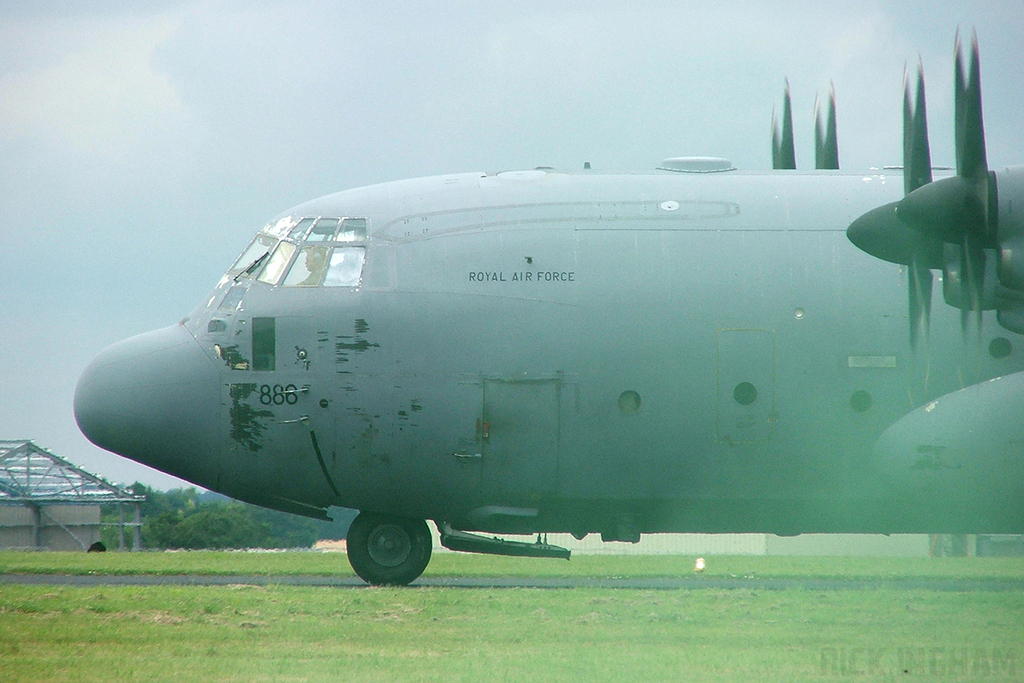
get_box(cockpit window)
[308,217,341,242]
[257,241,297,285]
[283,245,331,287]
[337,218,367,242]
[265,216,297,238]
[288,217,315,240]
[228,216,369,288]
[323,247,365,287]
[231,234,277,274]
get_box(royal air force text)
[469,271,575,283]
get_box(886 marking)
[259,384,298,405]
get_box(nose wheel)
[346,512,432,586]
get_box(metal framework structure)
[0,440,144,550]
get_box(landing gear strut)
[346,511,432,586]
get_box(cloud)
[0,13,186,156]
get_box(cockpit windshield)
[308,217,340,241]
[228,216,368,288]
[257,241,297,285]
[283,245,330,286]
[230,234,277,275]
[287,218,315,240]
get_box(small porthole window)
[989,337,1012,359]
[618,390,641,413]
[733,382,758,406]
[850,390,872,413]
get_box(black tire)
[346,512,432,586]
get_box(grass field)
[2,549,1024,581]
[1,552,1022,682]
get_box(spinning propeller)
[771,80,796,170]
[772,81,839,170]
[814,84,839,170]
[847,32,1004,345]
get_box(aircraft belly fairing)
[873,372,1024,532]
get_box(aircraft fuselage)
[75,168,1024,544]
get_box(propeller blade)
[943,242,964,309]
[814,95,823,166]
[898,33,991,247]
[901,60,937,349]
[908,254,933,348]
[771,108,781,168]
[814,84,839,170]
[772,80,796,170]
[903,63,932,195]
[955,32,988,182]
[955,32,991,328]
[960,235,988,332]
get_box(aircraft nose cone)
[74,324,221,484]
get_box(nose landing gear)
[346,511,432,586]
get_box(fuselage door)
[481,379,561,503]
[716,329,777,444]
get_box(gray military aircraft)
[75,35,1023,585]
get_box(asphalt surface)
[1,574,1022,591]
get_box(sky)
[1,1,1022,490]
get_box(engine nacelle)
[942,243,997,310]
[996,285,1024,334]
[993,166,1024,332]
[996,166,1024,290]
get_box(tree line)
[101,484,357,550]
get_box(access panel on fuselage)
[481,379,560,503]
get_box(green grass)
[1,549,1022,582]
[0,582,1020,682]
[1,552,1022,681]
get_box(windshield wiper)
[235,251,270,281]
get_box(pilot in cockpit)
[290,246,329,286]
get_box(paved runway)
[2,574,1022,591]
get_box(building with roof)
[0,440,143,551]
